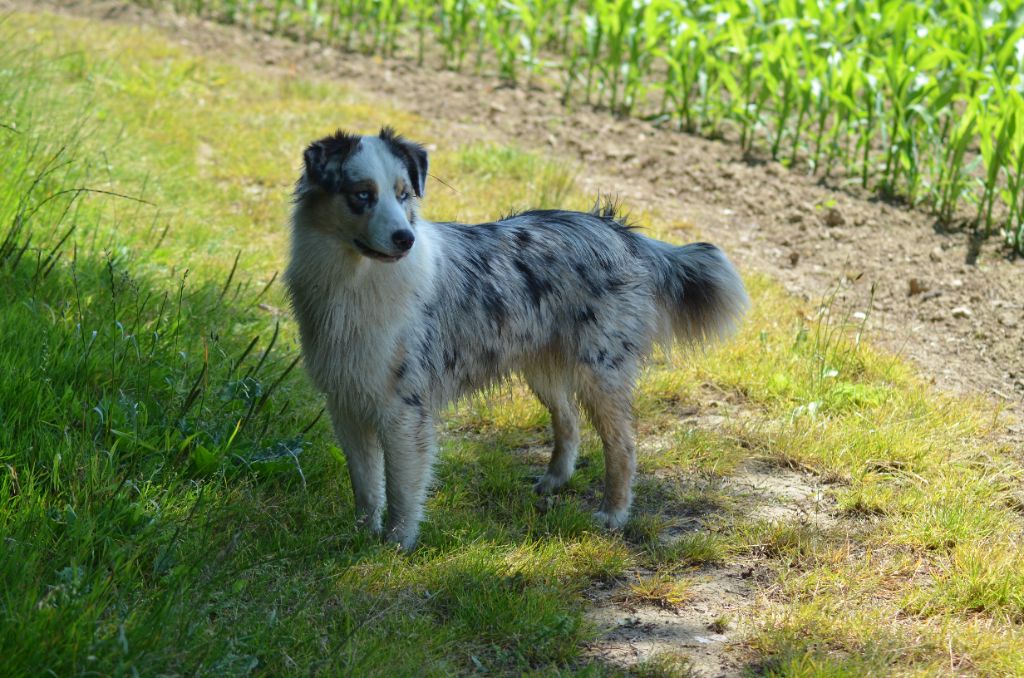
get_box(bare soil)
[585,459,836,677]
[16,1,1023,674]
[586,561,759,676]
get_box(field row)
[142,0,1024,253]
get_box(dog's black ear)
[302,130,360,192]
[302,141,328,187]
[379,126,428,198]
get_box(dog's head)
[295,127,428,262]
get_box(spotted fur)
[286,128,749,549]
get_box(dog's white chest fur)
[286,224,437,413]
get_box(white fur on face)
[337,139,418,258]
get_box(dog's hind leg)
[577,368,638,530]
[380,406,437,550]
[525,368,580,495]
[328,395,385,534]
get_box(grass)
[2,8,1024,676]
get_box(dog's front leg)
[380,405,436,551]
[328,394,385,534]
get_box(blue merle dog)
[285,127,749,550]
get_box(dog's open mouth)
[353,239,407,263]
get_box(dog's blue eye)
[355,191,371,201]
[399,191,410,202]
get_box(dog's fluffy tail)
[646,240,750,347]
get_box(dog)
[285,127,749,550]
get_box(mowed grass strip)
[1,10,1022,676]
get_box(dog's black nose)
[392,230,415,251]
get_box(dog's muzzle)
[353,238,409,262]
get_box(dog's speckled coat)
[286,128,749,549]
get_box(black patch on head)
[514,229,532,247]
[302,130,360,193]
[379,126,429,198]
[513,258,553,308]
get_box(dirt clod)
[822,207,845,227]
[908,278,928,296]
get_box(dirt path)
[584,459,834,676]
[16,2,1022,674]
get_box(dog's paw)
[385,527,420,552]
[533,472,569,495]
[593,507,630,530]
[355,511,384,536]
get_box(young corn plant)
[477,0,520,81]
[857,71,883,189]
[505,0,541,84]
[760,38,799,160]
[595,0,636,114]
[977,101,1016,238]
[619,0,664,116]
[1001,95,1024,252]
[655,15,708,132]
[438,0,473,71]
[368,0,404,57]
[579,10,604,106]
